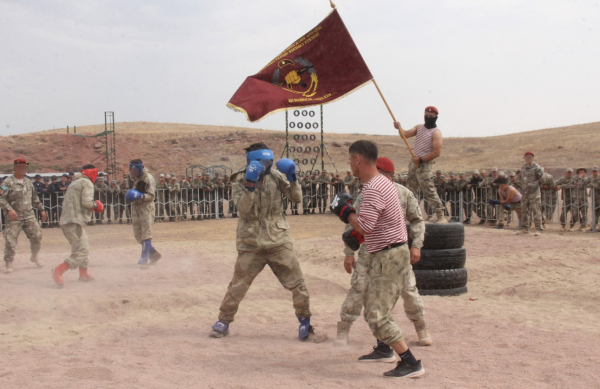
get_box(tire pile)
[409,223,467,296]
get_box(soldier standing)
[556,168,575,231]
[180,174,190,220]
[120,173,132,224]
[56,174,69,225]
[517,151,544,235]
[435,175,447,216]
[540,170,557,228]
[0,159,47,274]
[39,177,53,228]
[51,165,103,287]
[445,172,459,221]
[572,168,590,231]
[190,173,201,220]
[155,174,168,222]
[209,142,325,343]
[309,171,318,214]
[458,172,471,224]
[301,172,311,214]
[586,167,600,230]
[214,176,225,218]
[168,175,181,221]
[94,173,108,224]
[317,170,330,214]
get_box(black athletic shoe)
[383,360,425,378]
[358,346,397,363]
[478,220,486,225]
[495,225,504,229]
[463,218,471,224]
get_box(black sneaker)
[495,225,504,229]
[358,346,397,363]
[464,218,471,225]
[383,360,425,378]
[478,220,486,225]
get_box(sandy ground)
[1,215,600,388]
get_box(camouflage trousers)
[498,202,522,226]
[218,243,311,324]
[61,223,90,269]
[521,192,543,230]
[363,244,412,345]
[340,245,424,325]
[3,218,42,262]
[132,202,155,243]
[406,161,444,212]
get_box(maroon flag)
[227,9,373,122]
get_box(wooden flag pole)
[372,78,416,159]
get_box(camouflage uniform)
[435,176,448,216]
[316,173,330,213]
[309,174,318,214]
[406,162,445,218]
[128,168,156,243]
[520,162,544,232]
[0,175,45,265]
[59,175,95,269]
[201,176,214,219]
[343,173,355,196]
[191,175,202,220]
[340,183,425,334]
[444,174,460,221]
[556,174,575,228]
[586,170,600,228]
[108,181,120,224]
[180,177,191,219]
[572,175,590,228]
[214,179,225,217]
[300,175,311,214]
[217,168,310,324]
[540,173,557,226]
[155,176,169,221]
[167,179,181,221]
[94,178,108,223]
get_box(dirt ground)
[1,215,599,388]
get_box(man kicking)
[52,164,103,286]
[125,159,162,267]
[210,142,326,342]
[331,140,425,378]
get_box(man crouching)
[52,165,103,287]
[210,142,326,342]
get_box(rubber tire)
[422,222,464,250]
[414,268,468,290]
[412,248,466,271]
[419,286,468,297]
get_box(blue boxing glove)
[245,161,265,192]
[276,158,297,182]
[126,188,144,202]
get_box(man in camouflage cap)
[517,152,544,235]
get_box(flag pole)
[372,78,416,159]
[329,0,336,8]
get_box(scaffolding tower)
[104,111,117,182]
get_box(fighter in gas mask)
[125,159,162,267]
[209,142,326,343]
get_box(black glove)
[342,228,364,251]
[502,204,511,211]
[330,192,355,223]
[488,199,501,206]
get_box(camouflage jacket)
[0,175,44,220]
[232,168,302,251]
[59,176,95,226]
[127,169,156,209]
[520,163,544,196]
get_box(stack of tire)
[409,223,467,296]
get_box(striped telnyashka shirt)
[413,125,440,158]
[357,174,408,254]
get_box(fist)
[8,210,18,221]
[285,70,301,86]
[126,189,143,202]
[245,161,265,192]
[93,200,104,213]
[393,121,401,130]
[276,158,297,182]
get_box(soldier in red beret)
[0,159,47,274]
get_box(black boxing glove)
[330,192,355,223]
[342,228,364,251]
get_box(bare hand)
[344,255,355,274]
[412,156,420,166]
[8,210,18,221]
[410,247,421,264]
[393,121,401,130]
[40,211,47,222]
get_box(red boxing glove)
[93,200,104,213]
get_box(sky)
[1,0,599,138]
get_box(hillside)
[1,121,599,178]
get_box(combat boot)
[435,210,447,224]
[302,326,328,343]
[560,225,566,231]
[52,262,70,287]
[568,225,575,232]
[413,319,432,346]
[31,252,44,268]
[578,224,587,232]
[334,321,352,347]
[4,261,13,274]
[78,267,94,282]
[516,229,530,235]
